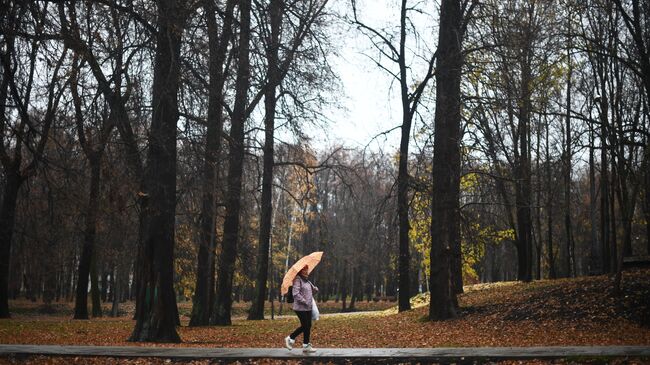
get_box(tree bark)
[545,118,556,279]
[588,120,601,274]
[212,0,251,326]
[129,0,183,342]
[599,94,611,274]
[111,265,120,317]
[74,157,102,319]
[101,270,108,303]
[90,251,102,317]
[563,15,575,277]
[429,0,463,321]
[516,54,533,283]
[0,171,24,318]
[396,0,412,313]
[646,162,650,255]
[610,162,618,273]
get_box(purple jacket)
[292,275,318,311]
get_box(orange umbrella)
[281,251,323,295]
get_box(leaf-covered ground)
[6,298,395,319]
[1,270,649,363]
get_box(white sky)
[307,0,439,154]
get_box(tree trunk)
[74,158,102,319]
[646,168,650,255]
[111,265,120,317]
[189,0,235,328]
[429,0,462,321]
[563,18,575,277]
[129,0,183,342]
[0,171,24,318]
[589,123,601,274]
[396,0,412,313]
[545,117,556,279]
[534,123,542,280]
[90,253,102,317]
[212,0,251,326]
[340,266,348,312]
[610,165,618,274]
[101,270,108,303]
[348,267,357,311]
[599,94,611,274]
[516,59,533,283]
[249,0,282,321]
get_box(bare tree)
[0,2,68,318]
[351,0,437,312]
[189,0,236,327]
[212,0,252,326]
[249,0,330,321]
[70,52,115,319]
[129,0,186,342]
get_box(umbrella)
[281,251,323,295]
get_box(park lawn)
[5,298,395,319]
[1,269,649,348]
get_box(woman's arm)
[292,277,308,305]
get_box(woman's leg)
[302,311,312,344]
[290,311,310,340]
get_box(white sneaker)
[284,336,294,350]
[302,343,316,353]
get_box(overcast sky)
[305,0,439,154]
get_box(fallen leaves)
[0,269,648,351]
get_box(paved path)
[1,345,649,361]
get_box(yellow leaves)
[174,224,198,301]
[460,172,479,193]
[495,228,515,242]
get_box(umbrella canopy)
[281,251,323,295]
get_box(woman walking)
[285,264,318,352]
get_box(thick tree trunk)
[0,171,24,318]
[90,253,102,317]
[212,0,251,326]
[129,0,183,342]
[646,165,650,255]
[74,158,102,319]
[249,0,282,321]
[429,0,462,321]
[451,243,463,295]
[189,0,235,327]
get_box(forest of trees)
[1,0,649,342]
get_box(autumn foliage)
[1,269,648,350]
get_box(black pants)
[290,310,312,344]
